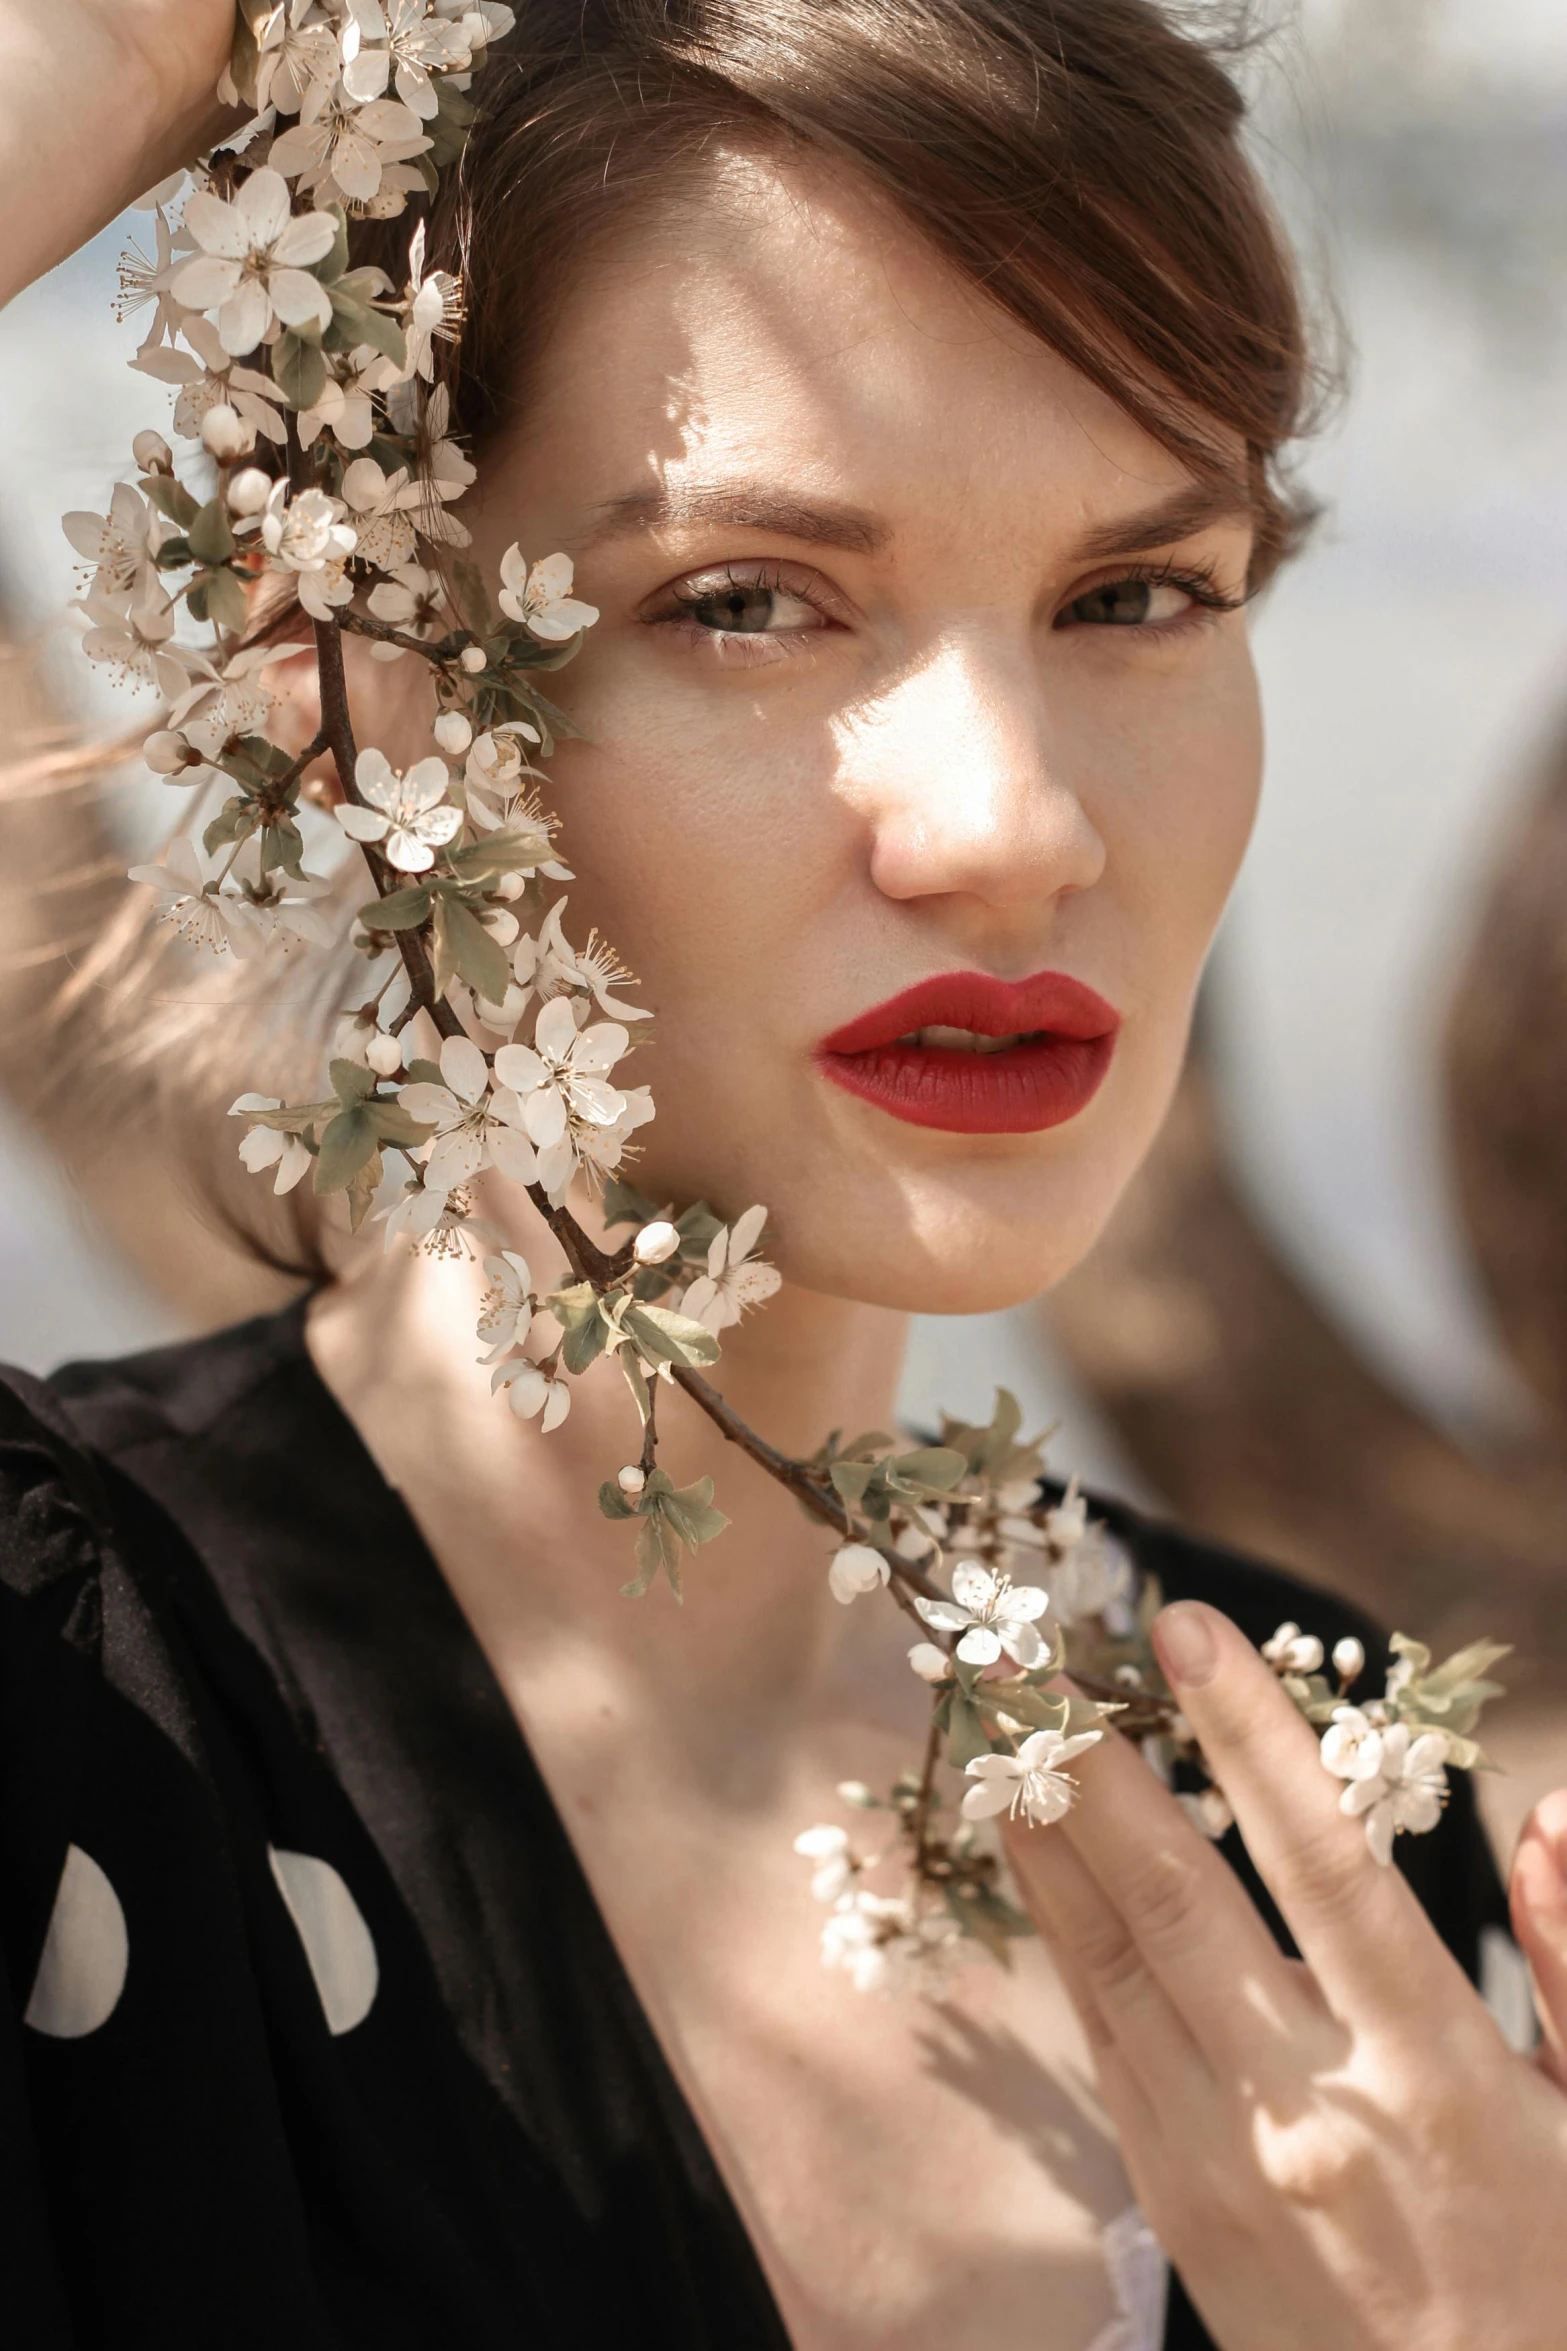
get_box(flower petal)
[438,1033,489,1104]
[956,1626,1003,1666]
[534,994,578,1060]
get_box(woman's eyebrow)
[587,483,889,554]
[1073,479,1254,562]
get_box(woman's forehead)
[509,149,1250,558]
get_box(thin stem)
[337,606,470,668]
[909,1705,944,1887]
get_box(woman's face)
[461,150,1263,1312]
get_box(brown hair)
[411,0,1324,584]
[12,0,1328,1289]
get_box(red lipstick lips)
[817,970,1120,1134]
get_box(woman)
[3,3,1566,2346]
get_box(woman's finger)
[1006,1805,1211,2123]
[1049,1692,1316,2076]
[1152,1601,1473,2028]
[1510,1789,1567,2092]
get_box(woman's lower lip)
[817,1032,1117,1133]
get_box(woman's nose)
[843,632,1107,913]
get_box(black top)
[0,1301,1507,2350]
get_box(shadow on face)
[451,147,1265,1313]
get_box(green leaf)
[623,1512,682,1602]
[200,564,250,633]
[602,1176,662,1230]
[432,894,510,1005]
[449,559,491,642]
[313,1106,379,1193]
[259,813,306,879]
[188,498,236,566]
[328,288,405,369]
[273,331,328,412]
[345,1146,383,1232]
[561,1303,611,1375]
[619,1302,721,1369]
[402,1057,442,1087]
[546,1281,599,1330]
[828,1460,875,1506]
[598,1479,640,1522]
[619,1352,653,1428]
[238,1098,335,1135]
[365,1098,437,1149]
[143,475,201,529]
[203,798,257,857]
[358,886,434,931]
[315,206,350,287]
[944,1696,995,1771]
[329,1057,379,1106]
[658,1476,729,1549]
[889,1446,967,1493]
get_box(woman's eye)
[670,574,827,636]
[1057,576,1198,629]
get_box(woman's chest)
[528,1697,1150,2349]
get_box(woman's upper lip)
[818,970,1121,1056]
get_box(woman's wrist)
[0,0,234,310]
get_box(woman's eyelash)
[1092,554,1248,615]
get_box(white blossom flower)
[62,484,164,604]
[165,640,310,758]
[1044,1524,1135,1630]
[114,207,187,349]
[680,1205,781,1334]
[493,995,630,1164]
[792,1824,855,1905]
[497,546,599,640]
[260,481,358,611]
[132,315,287,444]
[270,90,431,209]
[127,836,261,956]
[397,1032,539,1189]
[296,361,379,451]
[511,904,655,1029]
[1177,1787,1236,1841]
[396,219,464,380]
[914,1561,1050,1669]
[254,0,340,115]
[819,1891,960,1996]
[1262,1622,1326,1676]
[564,1085,655,1201]
[1320,1709,1449,1866]
[229,1093,313,1191]
[335,748,462,872]
[962,1727,1103,1827]
[341,455,465,569]
[907,1642,950,1683]
[476,1250,536,1363]
[342,0,473,118]
[377,1179,491,1256]
[367,561,447,660]
[493,1356,571,1432]
[75,587,191,700]
[170,168,336,357]
[827,1542,890,1605]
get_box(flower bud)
[617,1464,646,1495]
[433,710,473,754]
[1286,1633,1324,1675]
[826,1542,890,1605]
[366,1030,403,1076]
[633,1220,681,1266]
[132,429,174,475]
[1332,1635,1365,1684]
[200,402,256,463]
[227,465,273,517]
[907,1642,949,1683]
[459,645,487,672]
[492,872,525,901]
[142,728,196,776]
[835,1781,877,1807]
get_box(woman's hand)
[0,0,236,310]
[1006,1600,1567,2351]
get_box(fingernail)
[1154,1602,1218,1690]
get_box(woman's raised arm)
[0,0,234,310]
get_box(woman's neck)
[306,1192,912,1745]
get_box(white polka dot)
[268,1847,378,2035]
[24,1845,129,2038]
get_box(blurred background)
[1,0,1562,1853]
